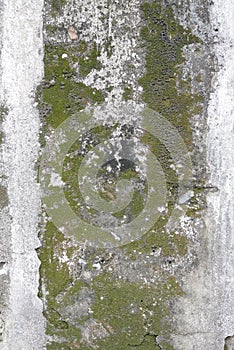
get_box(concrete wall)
[0,1,233,349]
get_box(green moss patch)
[89,274,182,349]
[51,0,67,16]
[39,1,205,348]
[39,43,104,131]
[139,1,202,147]
[79,43,102,78]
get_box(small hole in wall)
[0,262,6,269]
[224,335,234,350]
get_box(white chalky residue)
[49,172,64,187]
[53,0,144,108]
[0,0,45,349]
[84,2,142,105]
[54,1,148,194]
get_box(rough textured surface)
[0,0,233,349]
[0,0,45,349]
[172,0,234,349]
[207,0,234,345]
[38,1,212,349]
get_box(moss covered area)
[123,86,134,101]
[39,1,204,349]
[38,31,106,348]
[79,43,102,78]
[0,105,8,144]
[62,126,148,225]
[62,125,112,220]
[139,2,202,147]
[89,275,181,350]
[39,222,182,349]
[0,105,9,208]
[51,0,67,16]
[39,43,104,131]
[39,222,73,329]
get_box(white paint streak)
[0,0,45,349]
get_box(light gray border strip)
[0,0,45,349]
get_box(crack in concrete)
[128,333,162,349]
[155,335,163,350]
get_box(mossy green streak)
[39,1,204,349]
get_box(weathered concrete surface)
[0,0,45,349]
[207,0,234,344]
[38,0,214,349]
[0,3,11,346]
[172,0,234,349]
[0,0,233,349]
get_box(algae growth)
[39,1,204,349]
[139,2,202,147]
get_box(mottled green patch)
[51,0,67,15]
[39,1,205,348]
[47,340,82,350]
[0,105,8,122]
[113,127,189,258]
[39,217,183,348]
[196,73,203,83]
[62,125,147,224]
[0,105,8,212]
[39,220,85,343]
[0,185,8,209]
[123,86,134,101]
[124,226,188,259]
[62,125,111,219]
[89,274,181,349]
[40,44,104,130]
[139,1,202,147]
[79,43,102,78]
[98,164,146,221]
[38,32,106,345]
[141,130,178,208]
[39,222,72,323]
[130,0,205,250]
[39,222,72,299]
[0,105,8,144]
